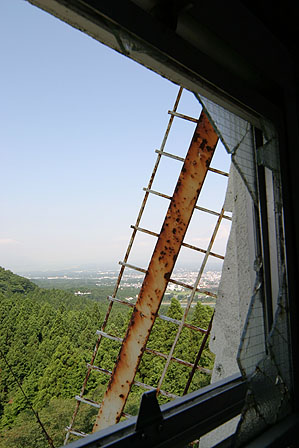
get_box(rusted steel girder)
[93,111,219,432]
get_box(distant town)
[24,267,221,306]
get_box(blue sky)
[0,0,231,273]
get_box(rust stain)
[92,111,218,432]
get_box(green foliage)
[191,301,213,329]
[0,266,104,445]
[0,267,215,447]
[0,267,37,296]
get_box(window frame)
[27,1,299,445]
[61,373,247,448]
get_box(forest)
[0,266,214,448]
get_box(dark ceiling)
[141,0,299,88]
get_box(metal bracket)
[256,140,279,172]
[135,390,163,433]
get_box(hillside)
[0,267,214,447]
[0,267,37,296]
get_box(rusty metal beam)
[92,111,219,432]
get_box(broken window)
[197,96,291,447]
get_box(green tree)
[34,337,87,409]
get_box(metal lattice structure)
[64,87,232,444]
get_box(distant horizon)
[1,260,223,277]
